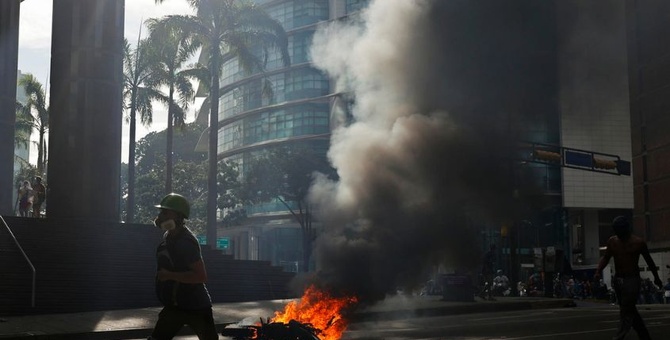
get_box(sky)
[17,0,197,165]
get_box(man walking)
[149,193,218,340]
[594,216,662,340]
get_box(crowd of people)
[525,272,670,305]
[549,274,609,300]
[15,176,46,218]
[479,264,670,305]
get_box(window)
[346,0,370,14]
[236,103,330,148]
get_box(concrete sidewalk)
[0,296,576,340]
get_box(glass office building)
[214,0,370,269]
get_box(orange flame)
[271,285,358,340]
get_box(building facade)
[626,0,670,277]
[209,1,661,281]
[556,1,635,276]
[549,0,670,281]
[440,1,637,283]
[211,0,370,270]
[513,0,670,282]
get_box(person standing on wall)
[16,181,33,217]
[594,216,663,340]
[149,193,218,340]
[32,176,46,218]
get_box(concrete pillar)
[583,210,601,265]
[47,0,124,221]
[0,1,21,216]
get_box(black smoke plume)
[305,0,553,304]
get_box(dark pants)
[612,276,652,340]
[150,306,218,340]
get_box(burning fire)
[271,285,358,340]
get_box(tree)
[241,144,335,272]
[146,16,207,196]
[122,36,165,223]
[155,0,290,246]
[15,100,30,146]
[17,73,49,175]
[128,121,241,235]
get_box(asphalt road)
[342,301,670,339]
[131,301,670,339]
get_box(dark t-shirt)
[482,250,495,275]
[155,228,212,310]
[33,183,46,204]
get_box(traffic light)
[523,142,631,176]
[533,149,561,163]
[501,225,509,237]
[593,157,617,170]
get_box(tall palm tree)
[122,36,165,223]
[146,16,205,195]
[155,0,290,246]
[15,101,34,167]
[17,73,49,174]
[14,101,32,148]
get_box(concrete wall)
[627,0,670,243]
[582,210,601,265]
[47,0,124,221]
[0,1,21,215]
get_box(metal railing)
[0,215,36,307]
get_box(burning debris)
[221,319,321,340]
[222,285,358,340]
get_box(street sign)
[216,237,229,249]
[524,141,631,176]
[564,150,593,168]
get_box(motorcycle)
[553,273,567,298]
[517,281,528,297]
[492,281,511,296]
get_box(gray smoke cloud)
[305,0,545,304]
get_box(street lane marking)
[506,323,668,339]
[469,312,553,321]
[601,315,670,324]
[506,328,618,338]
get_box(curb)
[351,298,575,323]
[0,298,576,340]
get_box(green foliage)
[241,142,335,206]
[14,101,32,149]
[145,17,205,129]
[154,0,290,236]
[123,121,241,235]
[123,36,167,223]
[123,37,162,127]
[240,142,334,271]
